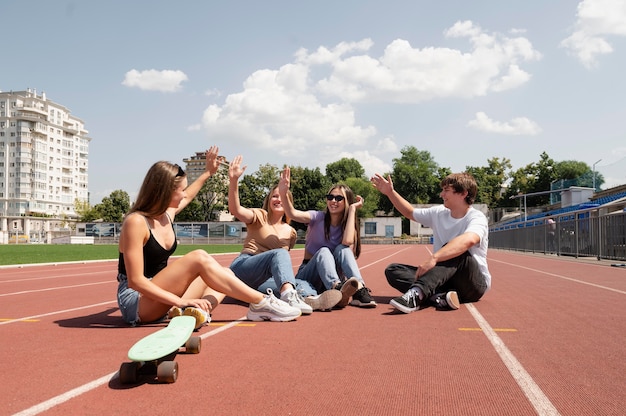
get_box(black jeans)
[384,251,488,303]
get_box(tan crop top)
[241,208,297,255]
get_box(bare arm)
[278,166,311,224]
[370,173,415,219]
[417,231,480,277]
[227,155,255,223]
[173,146,220,216]
[342,195,363,247]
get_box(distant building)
[0,89,91,218]
[182,151,208,183]
[182,151,233,221]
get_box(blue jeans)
[117,274,140,326]
[230,249,298,291]
[295,245,364,294]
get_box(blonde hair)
[129,161,186,218]
[262,185,294,224]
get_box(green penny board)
[128,315,196,362]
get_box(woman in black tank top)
[116,146,301,327]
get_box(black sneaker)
[430,291,460,310]
[350,287,377,308]
[390,288,422,313]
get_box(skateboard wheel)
[157,360,178,383]
[185,336,201,354]
[119,362,140,384]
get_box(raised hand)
[229,155,247,181]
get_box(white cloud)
[467,112,542,135]
[122,69,188,92]
[560,0,626,68]
[202,62,377,160]
[313,21,541,103]
[200,23,541,173]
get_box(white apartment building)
[0,89,90,219]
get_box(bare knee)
[186,250,220,273]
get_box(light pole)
[592,159,602,191]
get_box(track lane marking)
[490,258,626,294]
[467,304,560,416]
[0,301,117,326]
[11,316,249,416]
[0,281,114,297]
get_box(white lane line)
[0,301,117,326]
[466,304,560,416]
[12,374,116,416]
[359,246,414,269]
[11,317,248,416]
[1,271,113,284]
[490,259,626,295]
[0,281,113,297]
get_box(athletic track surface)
[1,245,624,416]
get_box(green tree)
[196,167,229,221]
[344,177,379,218]
[74,198,99,222]
[238,163,281,209]
[176,199,204,221]
[465,157,512,209]
[288,166,330,230]
[325,158,366,183]
[379,146,446,215]
[94,190,130,222]
[553,160,604,191]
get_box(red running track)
[1,245,624,416]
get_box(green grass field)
[0,244,246,266]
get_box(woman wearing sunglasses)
[278,166,377,308]
[116,146,302,329]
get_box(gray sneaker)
[247,289,302,322]
[280,288,313,315]
[304,289,342,311]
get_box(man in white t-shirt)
[370,172,491,313]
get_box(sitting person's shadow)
[55,307,129,329]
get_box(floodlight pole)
[592,159,602,191]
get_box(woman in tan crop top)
[222,155,342,313]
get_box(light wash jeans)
[230,249,298,292]
[295,244,364,294]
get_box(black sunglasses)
[326,194,345,202]
[174,164,185,177]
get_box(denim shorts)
[117,273,141,326]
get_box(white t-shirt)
[412,205,491,290]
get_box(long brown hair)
[324,184,361,258]
[262,185,294,224]
[129,161,186,218]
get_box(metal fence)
[489,208,626,261]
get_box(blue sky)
[2,0,626,203]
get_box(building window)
[364,222,377,235]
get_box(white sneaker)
[183,307,211,329]
[280,288,313,315]
[247,289,302,322]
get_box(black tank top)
[118,214,177,278]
